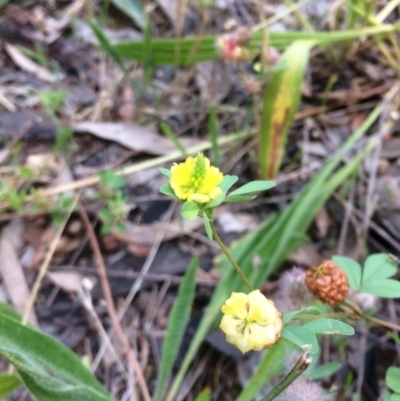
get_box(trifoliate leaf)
[332,255,362,290]
[228,180,275,197]
[303,318,354,336]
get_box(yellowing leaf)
[259,40,316,179]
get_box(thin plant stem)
[209,221,253,291]
[344,300,400,332]
[364,314,400,332]
[259,348,311,401]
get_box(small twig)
[78,204,151,401]
[92,203,176,371]
[22,194,79,325]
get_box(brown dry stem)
[78,204,151,401]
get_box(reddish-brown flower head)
[305,260,349,306]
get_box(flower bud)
[216,35,251,62]
[219,290,283,353]
[274,267,314,312]
[305,260,349,306]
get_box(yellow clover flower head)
[170,153,223,204]
[220,290,283,354]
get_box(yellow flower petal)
[219,290,283,353]
[169,153,223,204]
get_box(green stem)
[259,348,311,401]
[210,222,254,291]
[343,300,400,334]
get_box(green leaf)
[283,306,321,324]
[281,326,318,354]
[98,208,113,220]
[194,388,212,401]
[153,257,198,401]
[181,202,200,221]
[386,367,400,392]
[303,318,354,336]
[101,222,113,234]
[0,373,22,399]
[382,389,391,401]
[203,214,213,240]
[332,256,362,290]
[159,167,171,178]
[224,195,255,203]
[99,171,127,188]
[204,194,226,209]
[390,394,400,401]
[0,313,116,401]
[219,175,238,193]
[116,222,126,232]
[109,0,144,29]
[159,183,177,198]
[307,361,341,380]
[361,278,400,298]
[228,180,276,197]
[362,253,397,283]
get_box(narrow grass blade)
[167,104,382,401]
[153,256,198,401]
[236,341,286,401]
[114,25,398,65]
[89,21,127,75]
[259,40,315,179]
[160,123,189,158]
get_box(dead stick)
[78,204,151,401]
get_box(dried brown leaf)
[0,224,38,325]
[74,122,200,155]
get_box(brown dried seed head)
[305,260,349,306]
